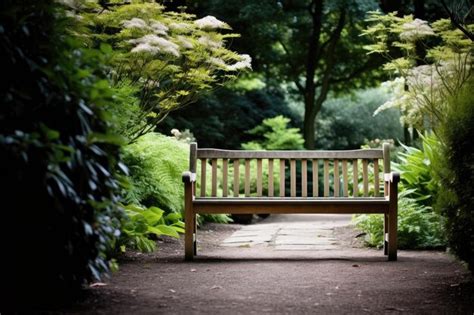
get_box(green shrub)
[355,191,445,249]
[314,88,403,149]
[123,133,231,224]
[242,115,304,150]
[436,78,474,272]
[0,1,124,307]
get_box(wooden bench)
[182,143,400,261]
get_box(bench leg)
[388,179,398,261]
[194,214,197,256]
[184,182,194,261]
[383,214,388,255]
[388,212,397,261]
[185,211,194,261]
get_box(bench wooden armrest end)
[182,171,196,183]
[384,172,400,183]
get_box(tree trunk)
[303,94,318,149]
[302,5,345,149]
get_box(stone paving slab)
[274,245,340,251]
[222,235,273,243]
[274,237,339,246]
[221,214,352,250]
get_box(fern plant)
[123,132,231,225]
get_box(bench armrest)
[182,171,196,183]
[384,172,400,183]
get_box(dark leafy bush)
[436,78,474,272]
[0,1,124,308]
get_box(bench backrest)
[190,143,391,198]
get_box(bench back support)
[190,143,391,198]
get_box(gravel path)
[63,214,473,314]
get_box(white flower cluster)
[169,22,191,31]
[122,17,148,29]
[129,34,180,57]
[198,35,222,48]
[407,65,440,89]
[176,36,193,49]
[122,18,169,36]
[150,20,169,36]
[209,57,227,68]
[400,18,435,42]
[227,54,252,71]
[194,16,230,30]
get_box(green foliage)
[355,135,446,249]
[123,133,231,224]
[435,78,474,272]
[355,191,445,249]
[242,116,304,150]
[81,1,250,141]
[314,88,403,149]
[123,133,189,212]
[158,86,300,149]
[118,204,184,253]
[393,134,440,205]
[0,1,124,306]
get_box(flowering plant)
[79,2,251,141]
[362,12,472,130]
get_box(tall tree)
[186,0,383,148]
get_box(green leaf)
[165,212,182,222]
[142,210,163,226]
[148,225,180,238]
[89,132,127,146]
[100,42,113,54]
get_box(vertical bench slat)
[233,159,239,197]
[268,159,274,197]
[334,159,340,197]
[245,159,251,197]
[362,159,369,197]
[312,159,319,197]
[353,159,358,197]
[200,158,207,197]
[222,159,228,197]
[342,159,348,197]
[290,159,296,197]
[211,159,217,197]
[279,159,285,197]
[324,160,329,197]
[257,159,263,197]
[374,159,379,197]
[301,160,307,197]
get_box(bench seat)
[193,197,390,214]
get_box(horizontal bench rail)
[197,149,383,159]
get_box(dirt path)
[63,215,473,314]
